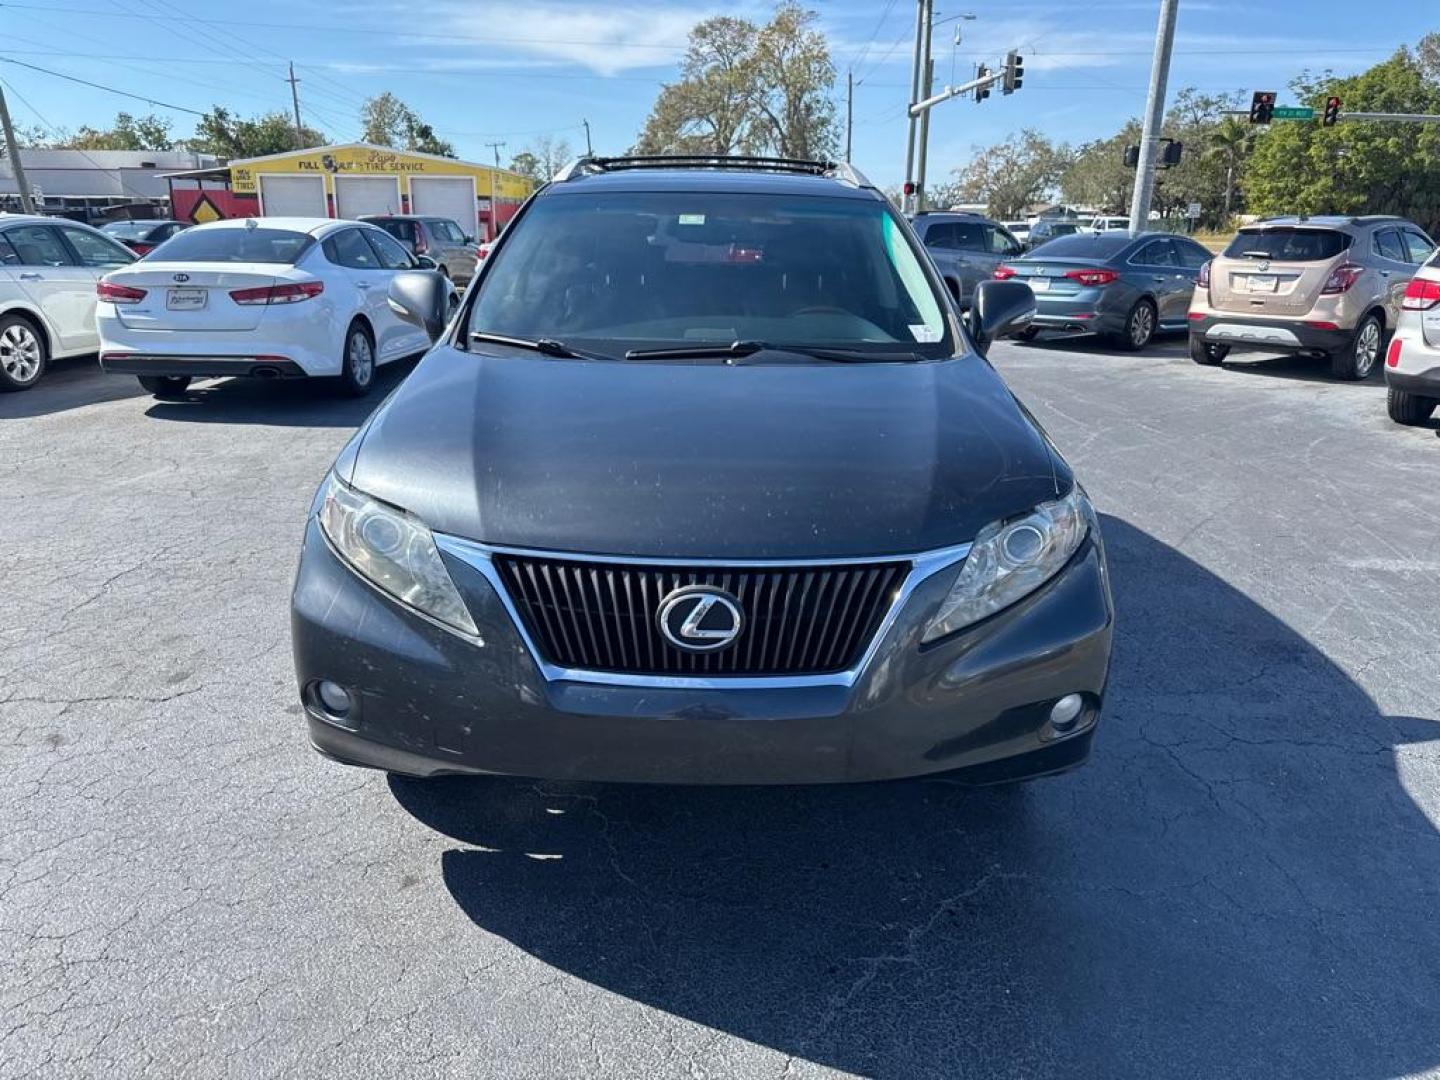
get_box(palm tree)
[1207,117,1253,220]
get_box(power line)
[0,57,207,115]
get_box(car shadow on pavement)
[141,359,418,428]
[1020,332,1190,358]
[390,516,1440,1079]
[1217,351,1388,386]
[0,355,148,420]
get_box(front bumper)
[1188,312,1352,353]
[291,522,1114,785]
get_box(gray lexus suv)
[291,156,1114,785]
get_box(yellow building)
[166,142,534,240]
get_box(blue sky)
[0,0,1434,188]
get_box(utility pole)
[845,70,853,162]
[0,84,36,213]
[902,0,928,213]
[287,62,305,148]
[582,118,593,156]
[916,58,936,210]
[1127,0,1179,233]
[484,140,506,242]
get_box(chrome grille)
[493,555,909,676]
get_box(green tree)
[1062,123,1141,212]
[952,130,1070,219]
[1206,116,1253,220]
[58,112,174,151]
[1242,46,1440,231]
[359,92,454,157]
[635,3,837,158]
[187,107,325,159]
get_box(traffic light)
[1250,91,1275,125]
[1323,96,1341,126]
[1123,144,1140,168]
[1003,51,1024,95]
[975,64,990,103]
[1161,139,1183,168]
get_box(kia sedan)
[292,157,1114,785]
[997,231,1211,349]
[97,218,448,398]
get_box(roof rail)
[553,154,873,189]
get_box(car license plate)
[1028,277,1049,293]
[1247,274,1278,293]
[166,288,207,310]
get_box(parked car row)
[911,207,1439,427]
[0,212,459,395]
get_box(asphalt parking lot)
[3,336,1439,1079]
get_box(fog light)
[316,680,353,716]
[1049,693,1085,731]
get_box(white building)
[0,148,220,219]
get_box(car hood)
[347,345,1062,560]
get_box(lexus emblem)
[657,586,744,652]
[172,273,190,283]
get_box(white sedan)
[97,217,451,398]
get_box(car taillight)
[1064,268,1119,287]
[993,265,1017,280]
[96,281,147,304]
[476,244,490,260]
[1321,263,1364,294]
[131,242,154,256]
[229,281,324,306]
[1401,277,1440,310]
[1196,259,1211,288]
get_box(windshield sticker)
[678,214,706,226]
[909,324,942,342]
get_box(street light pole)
[1128,0,1179,233]
[902,0,927,213]
[484,140,506,242]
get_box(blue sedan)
[995,231,1213,350]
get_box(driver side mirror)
[967,280,1035,357]
[415,254,439,270]
[387,271,453,343]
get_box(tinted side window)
[61,225,135,267]
[363,228,415,270]
[1132,240,1178,266]
[4,225,75,266]
[1176,240,1211,269]
[1401,229,1434,265]
[1373,229,1406,262]
[921,222,954,249]
[436,220,466,242]
[0,233,19,266]
[984,225,1018,254]
[324,228,381,269]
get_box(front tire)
[1332,313,1383,381]
[1189,335,1229,366]
[1015,327,1041,342]
[1387,386,1437,425]
[137,375,191,400]
[337,322,376,398]
[0,315,48,392]
[1114,299,1156,351]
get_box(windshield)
[149,227,314,264]
[1029,233,1132,259]
[467,191,950,358]
[102,221,152,239]
[1224,228,1350,262]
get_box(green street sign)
[1272,106,1315,120]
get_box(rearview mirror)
[387,271,453,343]
[967,280,1035,357]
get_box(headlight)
[317,473,479,636]
[922,486,1096,642]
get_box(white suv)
[1385,250,1440,425]
[0,214,136,391]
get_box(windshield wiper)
[468,331,612,361]
[623,340,912,363]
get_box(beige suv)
[1187,215,1435,380]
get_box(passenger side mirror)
[415,254,439,270]
[967,280,1036,357]
[387,271,452,342]
[463,234,475,246]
